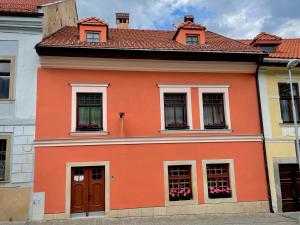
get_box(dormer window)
[86,32,100,43]
[186,35,199,45]
[260,45,276,53]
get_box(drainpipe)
[255,56,274,213]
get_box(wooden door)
[279,164,300,212]
[71,167,105,214]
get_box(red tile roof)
[252,32,282,42]
[38,26,261,53]
[78,17,108,26]
[240,36,300,59]
[0,0,59,15]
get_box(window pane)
[207,164,231,199]
[0,77,10,99]
[168,165,192,201]
[86,32,100,42]
[164,93,188,129]
[0,61,10,75]
[78,107,89,126]
[186,35,199,45]
[0,139,7,181]
[90,106,101,127]
[203,93,226,129]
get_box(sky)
[76,0,300,39]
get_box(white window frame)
[202,159,237,203]
[199,86,231,130]
[163,160,198,206]
[159,87,193,131]
[71,83,108,135]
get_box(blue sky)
[76,0,300,39]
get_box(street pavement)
[1,213,300,225]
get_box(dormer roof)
[177,21,206,30]
[250,32,282,45]
[78,17,108,26]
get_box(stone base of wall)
[43,201,269,220]
[0,187,31,221]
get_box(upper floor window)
[186,35,199,45]
[0,60,11,100]
[0,138,10,182]
[279,83,300,123]
[260,45,276,53]
[86,32,100,43]
[77,93,102,131]
[203,93,227,129]
[71,84,108,135]
[164,93,188,130]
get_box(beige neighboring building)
[0,0,77,221]
[241,32,300,213]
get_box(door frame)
[273,157,297,213]
[66,161,110,218]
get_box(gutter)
[255,56,274,213]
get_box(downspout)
[255,56,274,213]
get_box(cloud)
[76,0,300,39]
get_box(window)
[168,165,193,201]
[199,86,231,130]
[203,93,227,129]
[76,93,102,131]
[86,32,100,43]
[206,164,232,199]
[0,60,11,100]
[0,138,10,182]
[164,93,188,130]
[279,83,300,123]
[260,45,276,53]
[71,84,108,134]
[186,35,199,45]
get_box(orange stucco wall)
[175,29,206,45]
[36,69,261,139]
[35,142,267,214]
[34,67,267,214]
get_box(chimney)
[116,13,129,29]
[184,15,194,23]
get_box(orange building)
[33,15,270,220]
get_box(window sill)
[160,129,233,134]
[280,123,300,127]
[165,199,198,206]
[70,131,109,136]
[204,197,237,204]
[0,99,14,104]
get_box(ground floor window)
[206,164,232,199]
[168,165,193,201]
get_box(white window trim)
[199,86,231,130]
[159,87,193,131]
[163,160,198,206]
[71,83,108,134]
[202,159,237,204]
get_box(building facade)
[241,33,300,213]
[33,16,270,220]
[0,0,77,221]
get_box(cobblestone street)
[1,213,300,225]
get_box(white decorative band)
[35,135,263,147]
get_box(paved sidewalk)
[2,213,300,225]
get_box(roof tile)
[0,0,58,14]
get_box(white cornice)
[35,135,263,147]
[39,56,257,73]
[0,16,42,33]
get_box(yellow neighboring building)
[242,32,300,212]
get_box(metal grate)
[0,139,7,181]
